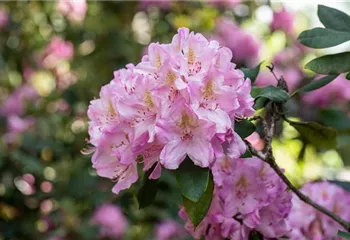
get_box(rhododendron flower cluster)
[288,181,350,240]
[271,8,295,34]
[0,8,9,30]
[57,0,87,23]
[91,204,128,239]
[87,27,254,194]
[180,157,292,239]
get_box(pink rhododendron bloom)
[91,204,128,239]
[303,74,350,107]
[86,27,254,195]
[0,8,9,30]
[155,220,188,240]
[7,115,35,134]
[271,8,295,34]
[288,181,350,240]
[180,157,292,239]
[40,37,74,69]
[57,0,87,23]
[213,18,260,67]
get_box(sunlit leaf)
[305,52,350,74]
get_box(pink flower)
[156,101,216,169]
[208,0,240,7]
[139,0,172,10]
[213,18,260,67]
[271,9,295,34]
[40,37,74,68]
[180,157,292,239]
[288,181,350,240]
[57,0,87,23]
[7,115,35,134]
[303,74,350,107]
[86,27,255,195]
[155,220,188,240]
[0,8,9,30]
[91,204,128,239]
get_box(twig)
[246,97,350,231]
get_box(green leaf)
[346,72,350,80]
[291,75,338,97]
[298,28,350,49]
[305,52,350,74]
[176,157,209,203]
[240,62,263,83]
[253,97,269,110]
[256,85,289,103]
[320,108,350,131]
[241,149,252,158]
[318,5,350,32]
[251,86,264,98]
[329,180,350,193]
[289,120,337,149]
[249,231,264,240]
[137,166,160,209]
[234,119,256,139]
[183,172,214,227]
[338,230,350,238]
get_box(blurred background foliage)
[1,1,350,239]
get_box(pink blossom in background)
[0,85,38,117]
[208,0,240,7]
[0,8,9,30]
[56,0,87,23]
[91,204,128,239]
[213,18,260,67]
[86,27,255,195]
[40,37,74,69]
[245,132,264,151]
[139,0,173,10]
[271,8,295,34]
[155,220,188,240]
[7,115,35,134]
[180,157,292,239]
[303,75,350,107]
[288,181,350,240]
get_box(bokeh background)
[1,1,350,239]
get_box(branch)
[246,100,350,231]
[247,143,350,231]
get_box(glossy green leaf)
[320,108,350,131]
[249,231,264,240]
[137,166,160,209]
[256,85,289,103]
[298,28,350,49]
[291,75,338,97]
[241,149,252,158]
[318,5,350,32]
[346,72,350,80]
[338,230,350,238]
[235,119,256,139]
[289,120,337,149]
[183,172,214,227]
[253,97,269,110]
[176,157,209,203]
[240,62,263,83]
[305,52,350,74]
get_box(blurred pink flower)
[214,18,260,67]
[288,181,350,240]
[8,115,35,134]
[271,8,295,34]
[91,204,128,239]
[155,220,188,240]
[0,8,9,30]
[246,132,264,151]
[40,37,74,69]
[139,0,172,10]
[303,74,350,107]
[208,0,240,7]
[57,0,87,23]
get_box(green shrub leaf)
[298,28,350,49]
[305,52,350,74]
